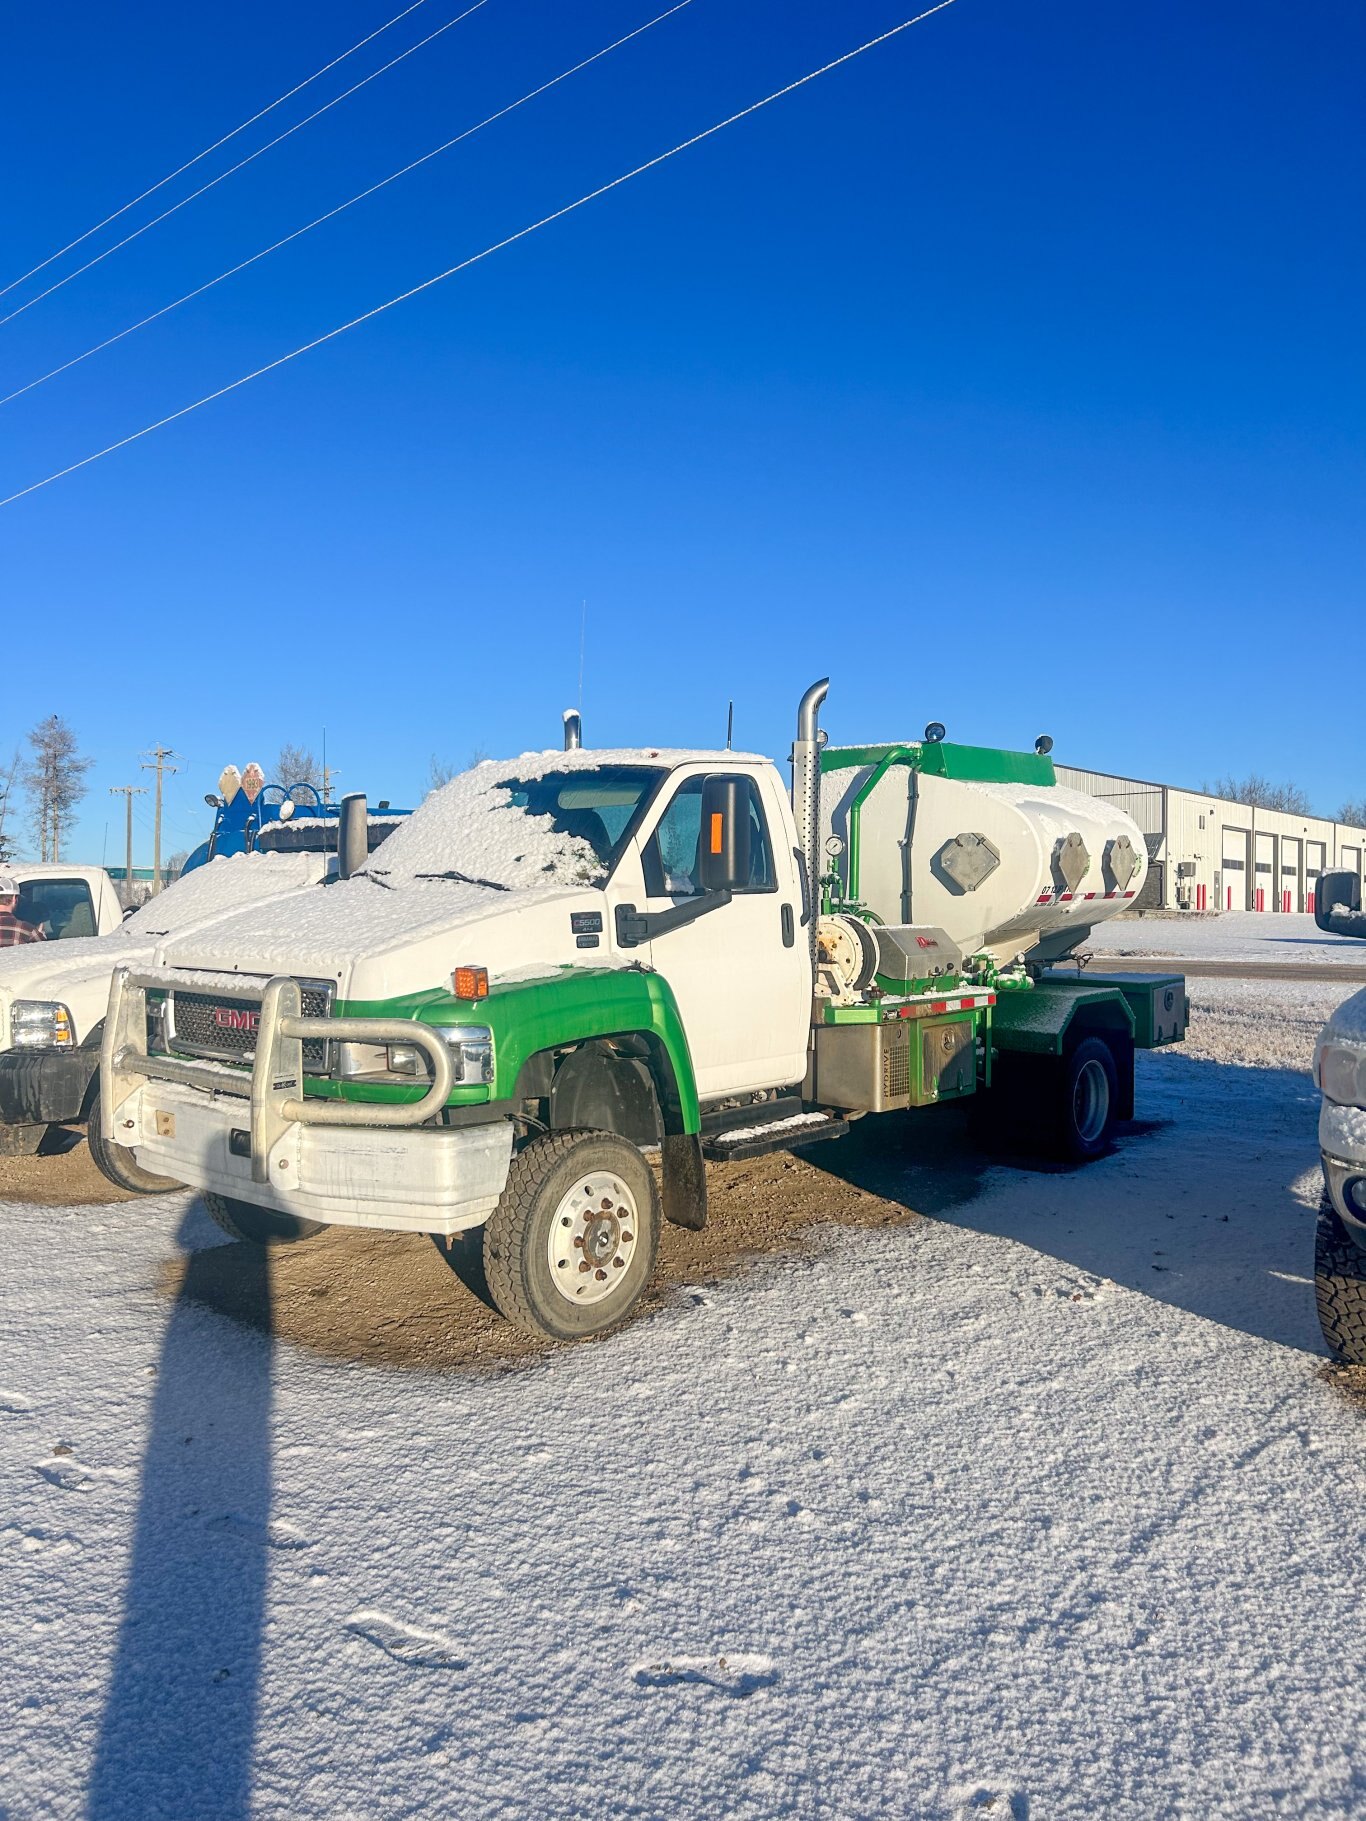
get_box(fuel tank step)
[701,1111,850,1162]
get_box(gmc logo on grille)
[213,1007,260,1033]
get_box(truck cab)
[7,864,124,941]
[100,681,1188,1344]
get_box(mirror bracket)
[615,890,733,949]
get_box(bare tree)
[166,849,190,878]
[1340,799,1366,830]
[427,746,490,794]
[1204,773,1315,816]
[274,743,322,790]
[24,716,93,861]
[0,748,20,863]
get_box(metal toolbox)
[812,1013,979,1112]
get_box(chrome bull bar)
[102,967,455,1185]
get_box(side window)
[16,879,96,938]
[645,778,775,896]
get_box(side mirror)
[697,775,752,893]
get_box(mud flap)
[661,1133,708,1231]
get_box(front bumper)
[101,966,513,1236]
[0,1045,96,1127]
[112,1079,512,1235]
[1321,1100,1366,1240]
[1323,1150,1366,1245]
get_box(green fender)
[992,979,1136,1057]
[320,968,701,1134]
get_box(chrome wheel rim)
[1073,1058,1110,1147]
[547,1172,639,1306]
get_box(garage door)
[1307,841,1327,913]
[1254,832,1275,912]
[1221,829,1249,911]
[1280,836,1301,914]
[1343,845,1363,887]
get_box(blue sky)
[2,0,1362,862]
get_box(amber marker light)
[709,812,725,854]
[453,966,490,1000]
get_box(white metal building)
[1055,766,1366,914]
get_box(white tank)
[820,760,1146,967]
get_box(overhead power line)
[0,0,491,331]
[0,0,961,511]
[0,0,439,303]
[0,0,694,410]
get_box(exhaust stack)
[338,793,368,880]
[563,709,582,751]
[791,678,829,981]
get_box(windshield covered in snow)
[364,757,670,891]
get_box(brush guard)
[101,967,455,1185]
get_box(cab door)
[627,768,810,1101]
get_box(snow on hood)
[0,853,325,1005]
[155,874,562,987]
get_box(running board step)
[702,1112,850,1162]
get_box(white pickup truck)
[0,852,331,1160]
[100,681,1187,1340]
[1312,994,1366,1364]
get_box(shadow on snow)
[87,1202,273,1821]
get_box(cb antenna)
[726,701,734,750]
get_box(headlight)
[10,1001,75,1050]
[1316,1039,1366,1109]
[439,1024,494,1087]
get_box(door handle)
[781,903,795,947]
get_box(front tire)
[203,1193,324,1247]
[86,1090,183,1195]
[1314,1193,1366,1363]
[482,1129,660,1341]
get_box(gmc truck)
[99,682,1187,1341]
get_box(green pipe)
[846,745,917,903]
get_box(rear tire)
[1314,1193,1366,1364]
[203,1193,324,1247]
[86,1090,183,1195]
[482,1129,660,1341]
[1054,1036,1118,1161]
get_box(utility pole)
[109,785,146,907]
[140,747,179,894]
[322,762,338,804]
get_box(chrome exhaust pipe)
[338,793,368,880]
[791,679,829,981]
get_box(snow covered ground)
[3,979,1366,1820]
[1089,908,1364,967]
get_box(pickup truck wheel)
[1314,1193,1366,1364]
[1055,1036,1118,1162]
[203,1193,324,1247]
[482,1129,660,1341]
[86,1090,183,1195]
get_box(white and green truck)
[99,681,1187,1340]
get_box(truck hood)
[153,876,610,1003]
[0,851,326,1046]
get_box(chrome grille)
[161,980,333,1070]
